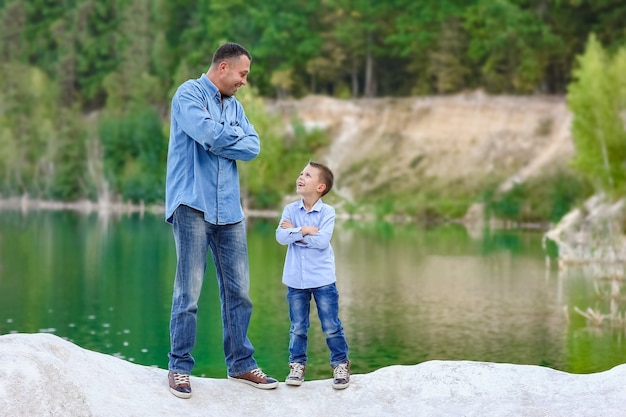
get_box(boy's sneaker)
[285,362,306,386]
[332,361,350,390]
[168,372,192,399]
[228,368,279,390]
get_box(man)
[165,42,278,399]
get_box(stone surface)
[2,333,625,416]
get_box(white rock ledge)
[1,333,625,417]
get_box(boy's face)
[296,164,325,197]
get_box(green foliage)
[0,0,625,209]
[0,1,27,62]
[98,107,167,203]
[567,34,626,197]
[428,17,471,93]
[386,0,473,94]
[49,107,90,200]
[350,184,475,224]
[485,183,525,221]
[464,0,562,93]
[22,0,67,66]
[74,1,124,108]
[2,0,626,101]
[373,198,395,220]
[483,171,593,223]
[0,61,92,200]
[251,0,325,92]
[102,0,164,112]
[0,63,57,196]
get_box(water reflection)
[332,223,567,374]
[0,212,625,380]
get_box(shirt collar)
[199,73,234,104]
[298,198,323,213]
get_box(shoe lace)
[174,373,190,386]
[334,363,349,379]
[250,368,268,379]
[289,363,305,378]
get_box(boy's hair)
[212,42,252,63]
[309,161,334,196]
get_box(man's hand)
[280,219,294,229]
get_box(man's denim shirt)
[165,74,260,225]
[275,199,337,289]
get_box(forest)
[0,0,625,220]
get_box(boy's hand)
[280,219,318,237]
[301,226,319,236]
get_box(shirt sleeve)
[172,84,260,161]
[210,102,260,161]
[276,206,304,245]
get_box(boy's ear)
[317,183,327,194]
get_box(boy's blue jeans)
[168,205,257,376]
[287,283,349,366]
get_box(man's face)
[216,55,250,97]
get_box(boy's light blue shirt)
[165,74,260,224]
[276,198,336,289]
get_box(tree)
[22,0,68,70]
[464,0,562,93]
[0,0,26,62]
[98,107,167,204]
[428,17,471,93]
[0,64,64,197]
[249,0,325,97]
[74,0,123,108]
[567,34,626,197]
[102,0,162,113]
[327,0,393,97]
[385,0,471,94]
[49,106,90,200]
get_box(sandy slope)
[269,92,574,201]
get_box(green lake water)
[0,210,624,381]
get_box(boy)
[275,161,351,389]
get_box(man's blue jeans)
[168,205,257,376]
[287,283,349,366]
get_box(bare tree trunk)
[351,52,359,97]
[364,32,375,97]
[536,0,547,18]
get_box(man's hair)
[212,42,251,64]
[309,161,334,196]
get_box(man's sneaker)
[168,371,192,399]
[332,361,350,390]
[285,362,306,386]
[228,368,279,390]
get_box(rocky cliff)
[269,92,575,209]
